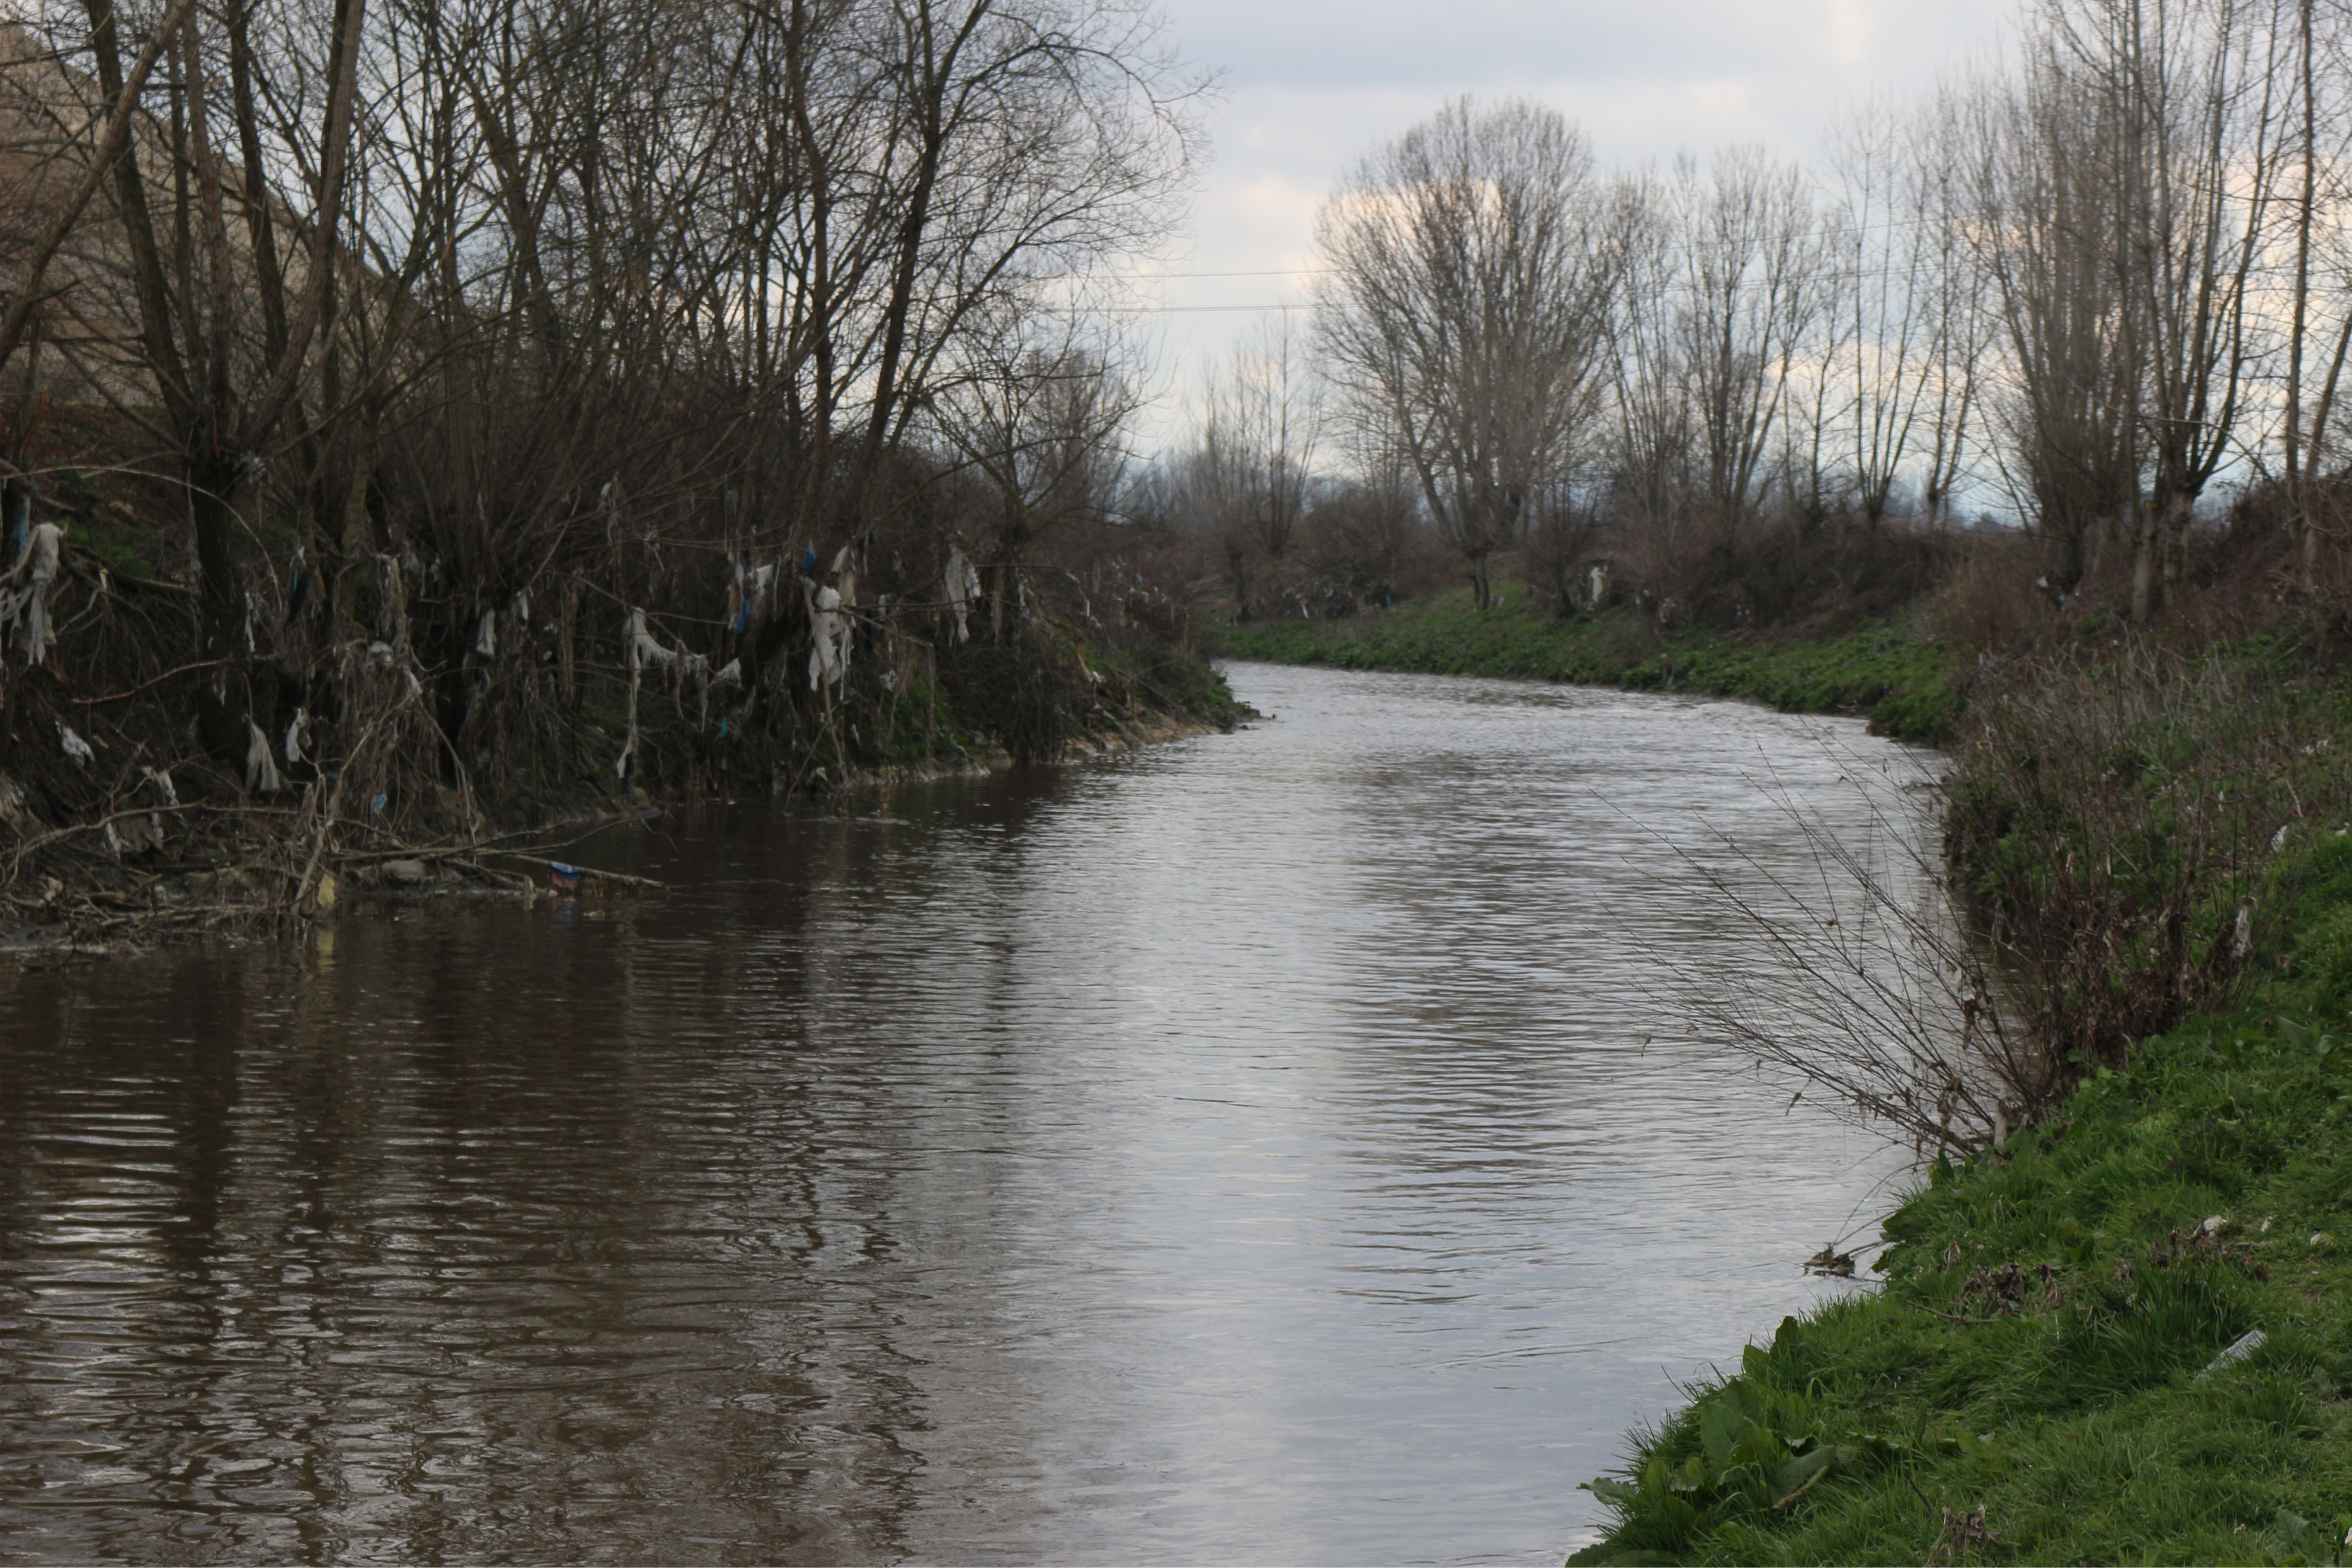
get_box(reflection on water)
[0,662,1915,1565]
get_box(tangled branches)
[1652,750,2053,1158]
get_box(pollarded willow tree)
[1313,96,1634,610]
[1954,0,2294,604]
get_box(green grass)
[1212,585,1960,743]
[1569,834,2352,1566]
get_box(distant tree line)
[1178,0,2352,629]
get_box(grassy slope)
[1569,837,2352,1566]
[1212,586,1960,744]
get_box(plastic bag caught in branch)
[944,546,980,644]
[626,607,676,674]
[1,520,64,665]
[727,560,781,634]
[119,767,175,852]
[245,719,283,794]
[808,585,847,690]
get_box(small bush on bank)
[1929,533,2059,657]
[1625,514,1960,638]
[1945,638,2352,1079]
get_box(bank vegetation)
[0,0,1244,945]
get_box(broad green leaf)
[1770,1446,1836,1506]
[1699,1399,1746,1464]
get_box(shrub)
[1945,638,2352,1076]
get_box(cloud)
[1175,0,2003,96]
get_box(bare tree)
[1599,148,1829,568]
[1913,90,1995,528]
[59,0,372,758]
[1959,0,2288,607]
[2057,0,2288,617]
[1185,313,1320,618]
[1315,96,1630,610]
[1671,148,1832,533]
[929,303,1146,637]
[1830,100,1987,528]
[1781,200,1855,527]
[1965,46,2143,590]
[1602,176,1698,555]
[2284,0,2352,568]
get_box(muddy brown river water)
[0,661,1920,1565]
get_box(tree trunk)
[186,451,257,764]
[326,404,382,636]
[2128,504,2161,623]
[187,452,244,659]
[2162,495,2188,594]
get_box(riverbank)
[1223,587,2352,1563]
[1569,853,2352,1563]
[3,380,1249,958]
[1,629,1248,959]
[1212,586,1959,744]
[1567,634,2352,1565]
[1223,585,2352,1559]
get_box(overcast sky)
[1127,0,2017,447]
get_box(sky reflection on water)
[0,662,1919,1564]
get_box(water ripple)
[0,662,1921,1565]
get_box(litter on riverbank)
[1,703,1240,962]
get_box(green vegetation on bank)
[1565,641,2352,1566]
[1211,585,1960,743]
[1571,844,2352,1564]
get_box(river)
[0,661,1921,1565]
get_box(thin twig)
[69,658,232,704]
